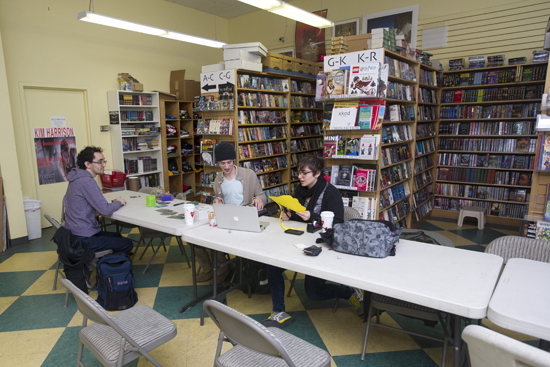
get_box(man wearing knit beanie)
[194,141,267,283]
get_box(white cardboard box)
[223,49,262,63]
[201,62,226,73]
[225,59,263,72]
[223,42,268,57]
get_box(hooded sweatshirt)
[64,168,122,237]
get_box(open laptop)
[213,204,270,233]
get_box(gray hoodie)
[64,168,122,237]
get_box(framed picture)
[275,49,295,58]
[362,5,419,48]
[295,9,327,62]
[333,18,360,38]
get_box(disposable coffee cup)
[146,195,156,207]
[128,176,139,192]
[320,211,335,233]
[183,204,195,225]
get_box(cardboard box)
[293,59,307,73]
[261,52,284,70]
[170,70,201,100]
[344,34,372,52]
[303,62,315,75]
[201,63,225,73]
[118,73,143,92]
[223,42,268,57]
[223,49,262,63]
[225,59,262,72]
[282,56,295,72]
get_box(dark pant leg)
[304,275,353,301]
[266,264,286,312]
[80,231,133,254]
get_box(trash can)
[23,197,42,240]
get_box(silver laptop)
[213,204,270,233]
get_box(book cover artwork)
[348,63,380,97]
[536,220,550,241]
[326,70,346,97]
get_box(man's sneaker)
[261,312,292,329]
[349,288,364,316]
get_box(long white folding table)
[181,216,504,367]
[487,258,550,350]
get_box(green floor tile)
[153,285,225,320]
[448,228,506,245]
[133,264,164,287]
[333,349,439,367]
[0,271,45,297]
[0,294,78,332]
[293,278,354,311]
[165,244,191,264]
[386,311,446,349]
[416,222,445,231]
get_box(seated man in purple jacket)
[64,146,133,254]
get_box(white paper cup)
[183,204,195,225]
[320,211,335,233]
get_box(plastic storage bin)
[23,196,42,240]
[100,171,127,188]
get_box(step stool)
[457,206,485,229]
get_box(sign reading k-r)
[324,49,384,71]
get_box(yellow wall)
[0,0,548,240]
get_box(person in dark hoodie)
[64,146,133,254]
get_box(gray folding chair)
[61,278,177,367]
[462,325,550,367]
[203,300,330,367]
[45,214,112,307]
[485,235,550,264]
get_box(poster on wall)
[295,9,327,62]
[362,5,419,48]
[333,18,360,38]
[34,127,77,185]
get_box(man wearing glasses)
[64,146,133,254]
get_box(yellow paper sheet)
[269,195,306,213]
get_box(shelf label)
[200,69,236,94]
[324,49,384,71]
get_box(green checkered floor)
[0,217,539,366]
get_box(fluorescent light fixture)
[237,0,334,28]
[77,11,226,48]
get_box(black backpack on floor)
[241,259,270,295]
[96,254,138,311]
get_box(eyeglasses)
[298,170,312,177]
[91,160,107,165]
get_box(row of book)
[382,124,413,144]
[379,200,410,224]
[418,88,438,104]
[351,197,378,220]
[381,144,411,167]
[121,124,160,136]
[238,126,287,142]
[290,138,323,152]
[438,137,535,153]
[443,70,516,86]
[290,80,314,94]
[440,103,540,119]
[124,157,158,174]
[199,139,236,166]
[265,185,290,202]
[122,138,158,152]
[385,56,417,82]
[290,110,321,123]
[316,62,388,100]
[437,167,532,186]
[388,81,416,101]
[435,183,528,203]
[417,105,437,121]
[238,110,287,124]
[417,123,437,139]
[324,134,380,160]
[258,172,284,188]
[441,85,542,103]
[324,100,385,130]
[120,111,154,122]
[411,200,433,225]
[241,156,288,174]
[438,153,535,170]
[467,56,486,69]
[414,170,433,191]
[290,124,321,138]
[237,74,288,92]
[413,185,433,208]
[387,104,415,121]
[239,141,288,159]
[326,164,378,192]
[290,95,322,108]
[196,119,233,135]
[535,135,550,171]
[119,94,153,106]
[194,95,234,112]
[380,182,410,210]
[416,138,436,156]
[198,172,217,187]
[237,92,288,108]
[434,198,527,218]
[291,150,322,167]
[380,162,411,189]
[414,155,434,174]
[522,65,547,81]
[125,172,160,190]
[419,69,441,87]
[439,121,535,136]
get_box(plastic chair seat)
[458,206,485,229]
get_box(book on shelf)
[538,135,550,171]
[535,220,550,241]
[348,62,380,97]
[323,134,342,158]
[336,165,354,186]
[344,138,360,157]
[325,70,347,97]
[352,196,377,220]
[357,106,373,129]
[322,103,334,131]
[359,134,379,160]
[330,101,359,129]
[359,99,385,129]
[200,138,216,165]
[316,72,327,100]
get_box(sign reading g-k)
[324,49,384,72]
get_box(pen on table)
[173,202,185,206]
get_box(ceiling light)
[77,11,226,48]
[237,0,334,28]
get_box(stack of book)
[509,57,526,65]
[330,36,348,55]
[417,51,434,66]
[533,50,549,63]
[487,55,505,67]
[448,58,465,71]
[369,28,396,51]
[468,56,485,69]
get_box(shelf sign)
[324,48,384,72]
[200,69,236,94]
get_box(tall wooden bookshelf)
[433,62,546,225]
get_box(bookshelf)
[107,91,163,189]
[160,100,196,194]
[433,62,546,225]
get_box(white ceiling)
[165,0,263,19]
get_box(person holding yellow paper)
[262,155,363,329]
